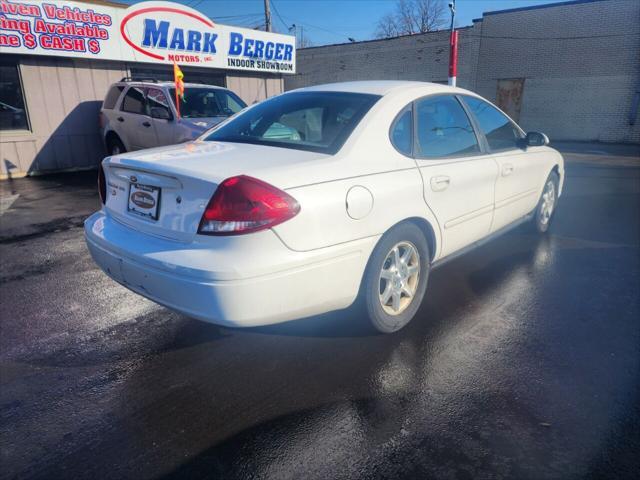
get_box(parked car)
[99,78,247,155]
[86,81,564,333]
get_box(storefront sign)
[0,0,296,73]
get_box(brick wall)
[286,0,640,143]
[287,24,482,91]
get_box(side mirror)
[525,131,549,147]
[150,107,172,121]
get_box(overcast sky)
[119,0,572,46]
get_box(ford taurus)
[85,81,564,333]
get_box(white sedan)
[85,81,564,333]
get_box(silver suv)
[99,78,247,155]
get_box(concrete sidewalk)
[553,141,639,167]
[0,171,100,243]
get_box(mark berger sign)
[0,0,296,73]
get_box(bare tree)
[376,13,401,39]
[375,0,447,39]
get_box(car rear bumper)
[84,211,377,327]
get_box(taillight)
[98,164,106,205]
[98,112,105,129]
[198,175,300,235]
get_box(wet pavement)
[1,159,639,479]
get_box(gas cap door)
[346,185,374,220]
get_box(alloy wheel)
[379,241,421,316]
[540,180,556,225]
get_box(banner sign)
[0,0,296,73]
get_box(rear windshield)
[169,88,246,119]
[204,91,381,154]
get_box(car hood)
[181,116,227,131]
[106,141,333,189]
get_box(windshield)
[169,88,246,119]
[204,91,381,154]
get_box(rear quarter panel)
[275,167,433,252]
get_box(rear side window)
[390,106,413,156]
[121,87,146,115]
[205,91,380,154]
[103,86,124,110]
[415,95,480,158]
[147,88,172,118]
[462,96,524,152]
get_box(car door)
[119,86,158,150]
[461,95,542,232]
[413,95,499,258]
[146,87,176,147]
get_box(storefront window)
[0,60,29,131]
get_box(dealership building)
[0,0,295,178]
[1,0,638,179]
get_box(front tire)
[362,222,430,333]
[533,172,559,233]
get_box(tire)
[533,171,559,233]
[107,135,126,156]
[362,222,430,333]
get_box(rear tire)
[533,172,559,233]
[362,222,430,333]
[107,135,126,156]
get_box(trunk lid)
[102,141,329,242]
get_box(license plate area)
[128,183,161,220]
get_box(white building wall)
[1,57,127,178]
[475,0,640,143]
[286,25,482,91]
[0,57,284,178]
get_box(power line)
[213,13,265,20]
[270,0,290,32]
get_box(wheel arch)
[405,217,437,262]
[105,130,125,150]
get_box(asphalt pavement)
[1,149,639,479]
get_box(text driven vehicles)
[0,1,110,53]
[0,1,111,24]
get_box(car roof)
[291,80,467,97]
[114,81,228,90]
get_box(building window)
[0,59,29,131]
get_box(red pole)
[175,88,180,119]
[448,29,458,87]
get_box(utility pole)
[448,0,458,87]
[263,0,272,32]
[288,24,297,47]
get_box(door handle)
[502,163,514,176]
[142,121,151,128]
[430,175,450,192]
[117,117,124,122]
